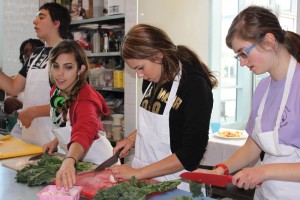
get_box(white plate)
[213,129,248,139]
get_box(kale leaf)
[15,154,93,186]
[189,181,204,198]
[94,176,181,200]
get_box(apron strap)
[274,57,296,130]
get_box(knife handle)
[115,148,123,158]
[45,147,58,154]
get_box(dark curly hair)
[19,38,44,64]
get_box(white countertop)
[201,132,248,166]
[0,164,42,200]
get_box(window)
[210,0,298,129]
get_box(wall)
[298,0,300,34]
[136,0,210,119]
[138,0,209,62]
[123,0,138,136]
[1,0,39,76]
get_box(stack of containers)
[113,70,124,88]
[111,114,124,141]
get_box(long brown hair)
[121,24,218,88]
[48,40,89,121]
[226,6,300,62]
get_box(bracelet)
[126,135,135,141]
[214,163,229,175]
[63,156,77,165]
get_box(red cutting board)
[75,169,118,199]
[71,169,162,199]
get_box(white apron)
[50,109,114,165]
[132,70,189,191]
[21,50,54,146]
[252,56,300,200]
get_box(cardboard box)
[71,0,93,20]
[93,0,104,18]
[104,0,124,16]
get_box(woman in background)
[19,38,44,64]
[111,24,217,190]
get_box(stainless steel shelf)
[87,52,121,57]
[93,86,124,92]
[71,14,125,25]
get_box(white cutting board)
[1,155,38,171]
[1,153,65,171]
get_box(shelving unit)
[70,14,125,25]
[70,14,125,142]
[86,51,121,57]
[92,86,124,92]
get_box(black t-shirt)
[19,47,52,78]
[141,62,213,171]
[19,47,53,87]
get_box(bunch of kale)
[15,154,93,186]
[93,176,181,200]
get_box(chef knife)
[180,172,232,187]
[94,148,123,172]
[28,147,58,160]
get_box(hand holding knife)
[94,148,123,172]
[28,147,58,161]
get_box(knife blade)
[180,172,232,187]
[94,148,123,172]
[28,147,58,161]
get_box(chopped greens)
[93,176,181,200]
[189,181,204,198]
[15,154,93,186]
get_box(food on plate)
[15,154,94,186]
[93,176,181,200]
[218,130,243,138]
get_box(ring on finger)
[62,173,67,177]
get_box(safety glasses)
[234,43,256,61]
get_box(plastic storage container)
[37,185,82,200]
[112,125,123,140]
[102,120,113,139]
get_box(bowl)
[37,185,82,200]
